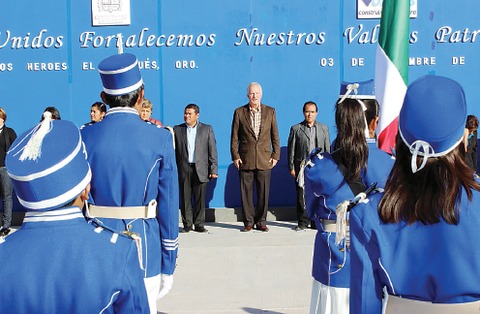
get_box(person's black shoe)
[194,226,208,233]
[0,227,11,237]
[293,226,306,232]
[180,226,192,233]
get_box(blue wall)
[1,1,479,209]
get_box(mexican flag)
[375,0,410,153]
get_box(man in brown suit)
[230,82,280,232]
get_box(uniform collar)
[23,207,84,223]
[105,107,139,117]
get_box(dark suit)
[174,122,218,229]
[230,104,280,227]
[288,120,330,227]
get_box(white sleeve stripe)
[165,244,179,251]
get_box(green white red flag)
[375,0,410,153]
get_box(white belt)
[87,200,157,219]
[386,295,480,313]
[321,219,337,232]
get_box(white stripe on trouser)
[144,274,161,314]
[310,279,349,314]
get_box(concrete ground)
[158,221,316,314]
[8,210,315,313]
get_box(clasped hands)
[233,158,278,169]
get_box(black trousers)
[239,169,271,227]
[295,184,310,228]
[179,164,207,228]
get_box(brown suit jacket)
[230,104,280,170]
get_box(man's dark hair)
[303,101,318,112]
[185,103,200,114]
[102,85,144,108]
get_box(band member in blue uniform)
[0,113,149,313]
[81,53,179,313]
[304,80,394,314]
[350,75,480,313]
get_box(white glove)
[157,274,174,299]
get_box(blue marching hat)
[98,53,143,96]
[399,74,467,173]
[338,79,375,101]
[6,113,91,211]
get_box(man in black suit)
[174,104,218,233]
[288,101,330,231]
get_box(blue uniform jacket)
[0,207,149,313]
[350,188,480,313]
[304,141,393,288]
[81,107,179,277]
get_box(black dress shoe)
[194,226,208,233]
[293,225,306,232]
[180,226,192,233]
[0,227,11,237]
[241,226,253,232]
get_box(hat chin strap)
[409,140,435,173]
[338,83,359,103]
